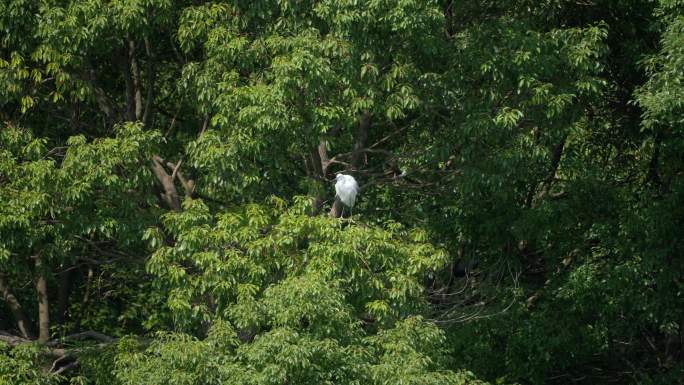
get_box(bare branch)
[368,125,407,149]
[0,330,31,345]
[47,330,116,346]
[170,158,183,181]
[165,160,194,198]
[49,354,70,373]
[1,329,117,347]
[52,361,79,375]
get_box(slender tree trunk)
[123,39,136,121]
[34,255,50,343]
[350,112,371,170]
[0,276,34,339]
[74,266,94,332]
[129,39,143,120]
[142,37,155,128]
[85,66,116,125]
[330,112,370,218]
[527,135,567,208]
[310,141,328,215]
[56,269,73,325]
[310,123,346,215]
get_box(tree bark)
[350,112,371,170]
[164,159,195,199]
[84,66,117,125]
[123,41,136,122]
[310,125,344,215]
[142,37,155,128]
[528,135,567,208]
[329,197,345,218]
[0,276,34,339]
[151,155,181,211]
[310,141,328,214]
[35,255,50,343]
[316,139,329,176]
[330,112,370,218]
[129,39,143,121]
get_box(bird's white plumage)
[335,174,359,208]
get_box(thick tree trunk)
[0,276,34,339]
[34,255,50,343]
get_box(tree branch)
[53,360,79,375]
[164,160,195,198]
[532,135,567,207]
[350,111,371,171]
[55,330,115,344]
[83,67,117,125]
[1,330,117,347]
[0,277,34,339]
[151,155,181,211]
[0,330,30,345]
[1,329,117,376]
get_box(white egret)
[334,174,359,216]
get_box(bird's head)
[335,174,345,182]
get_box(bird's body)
[335,174,359,208]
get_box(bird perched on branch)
[335,174,359,215]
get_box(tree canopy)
[1,1,683,384]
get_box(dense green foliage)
[1,1,682,384]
